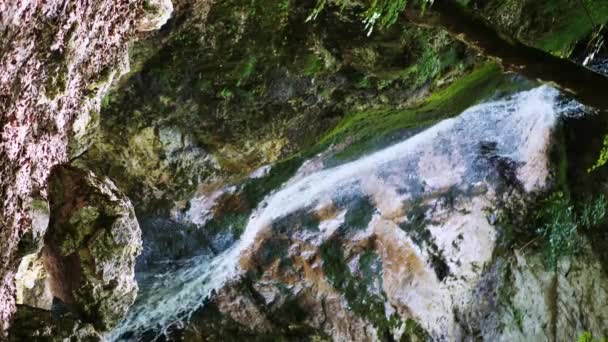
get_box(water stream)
[108,86,578,341]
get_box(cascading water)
[108,85,580,341]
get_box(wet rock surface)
[8,305,101,342]
[110,86,581,341]
[80,0,472,213]
[42,166,142,332]
[4,0,608,340]
[0,0,161,332]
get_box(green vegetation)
[309,0,608,58]
[301,54,325,77]
[403,44,460,87]
[579,331,607,342]
[241,156,304,207]
[318,63,521,163]
[203,212,249,238]
[320,240,398,333]
[320,240,428,339]
[399,199,450,280]
[534,192,607,268]
[533,0,608,56]
[236,56,258,86]
[589,134,608,172]
[340,196,376,231]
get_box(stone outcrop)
[0,0,170,333]
[80,0,471,213]
[116,85,584,340]
[41,166,142,332]
[8,305,101,342]
[14,253,53,311]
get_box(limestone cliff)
[0,0,170,335]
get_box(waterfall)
[108,86,578,341]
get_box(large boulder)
[41,166,142,332]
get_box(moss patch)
[318,63,521,163]
[320,240,428,339]
[533,0,608,56]
[241,156,304,207]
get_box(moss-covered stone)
[477,0,608,57]
[82,0,474,212]
[317,63,525,164]
[9,305,101,342]
[43,166,141,332]
[320,239,412,337]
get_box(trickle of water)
[108,86,580,341]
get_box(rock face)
[81,0,472,213]
[3,0,608,340]
[41,166,142,332]
[0,0,157,332]
[111,85,575,340]
[8,305,101,342]
[14,253,53,311]
[158,86,608,341]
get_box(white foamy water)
[108,86,576,341]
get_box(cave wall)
[0,0,170,334]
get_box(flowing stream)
[108,86,578,341]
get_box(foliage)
[535,192,607,268]
[579,331,607,342]
[362,0,410,34]
[588,134,608,172]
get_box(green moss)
[401,44,460,88]
[236,56,258,86]
[340,196,376,231]
[532,0,608,56]
[400,319,429,342]
[399,199,450,280]
[301,54,324,77]
[589,134,608,172]
[320,240,416,337]
[241,156,304,207]
[203,212,249,239]
[319,63,519,163]
[274,209,321,234]
[579,331,607,342]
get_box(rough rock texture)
[116,85,574,340]
[0,0,170,333]
[462,243,608,341]
[475,0,608,56]
[4,0,608,340]
[14,253,53,311]
[81,0,473,212]
[41,166,142,332]
[0,0,132,332]
[8,305,101,342]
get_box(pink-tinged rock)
[0,0,167,334]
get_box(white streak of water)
[108,86,576,341]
